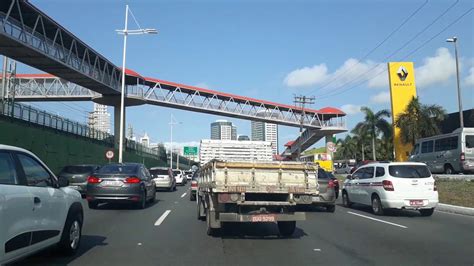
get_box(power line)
[311,0,429,95]
[315,2,467,99]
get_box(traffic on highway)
[1,0,473,265]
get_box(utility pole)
[1,56,8,109]
[446,37,464,129]
[294,95,315,161]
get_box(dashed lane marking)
[347,211,407,229]
[181,192,187,198]
[154,210,171,226]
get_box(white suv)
[342,162,438,216]
[0,145,84,265]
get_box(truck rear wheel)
[278,221,296,237]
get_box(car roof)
[150,167,169,170]
[63,164,99,167]
[358,161,427,168]
[0,144,35,155]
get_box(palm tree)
[335,135,358,160]
[395,97,446,145]
[351,125,371,161]
[354,107,391,161]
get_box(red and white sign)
[327,142,336,153]
[105,150,114,160]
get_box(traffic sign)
[183,146,198,156]
[327,142,336,153]
[105,150,114,159]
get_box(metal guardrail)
[0,101,165,158]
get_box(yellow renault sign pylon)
[387,62,417,162]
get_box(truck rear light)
[434,180,438,191]
[328,180,335,188]
[460,152,465,161]
[382,180,394,191]
[191,181,198,188]
[124,177,141,184]
[87,176,101,184]
[218,193,231,203]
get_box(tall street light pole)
[446,36,464,129]
[169,114,181,170]
[116,5,157,163]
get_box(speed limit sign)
[105,150,114,160]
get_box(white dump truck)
[196,160,319,236]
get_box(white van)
[409,128,474,174]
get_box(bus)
[301,153,334,172]
[408,127,474,174]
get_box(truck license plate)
[251,215,275,222]
[409,200,424,206]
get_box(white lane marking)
[347,211,407,229]
[137,243,142,246]
[181,192,187,198]
[313,249,321,252]
[154,210,172,226]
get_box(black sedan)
[86,163,156,209]
[58,164,100,195]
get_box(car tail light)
[191,181,198,188]
[87,176,101,184]
[218,193,231,203]
[382,180,394,191]
[328,180,335,188]
[460,152,465,161]
[434,180,438,191]
[124,177,141,184]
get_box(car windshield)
[389,165,431,178]
[97,164,137,174]
[466,135,474,148]
[150,169,169,176]
[172,170,180,176]
[61,165,95,174]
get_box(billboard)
[183,146,198,156]
[387,62,417,162]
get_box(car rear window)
[466,135,474,148]
[61,166,95,174]
[172,170,180,176]
[389,165,431,178]
[97,164,137,174]
[150,169,169,176]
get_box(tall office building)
[251,111,279,155]
[210,120,237,140]
[88,103,111,134]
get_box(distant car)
[185,170,193,180]
[58,164,100,195]
[0,145,83,265]
[86,163,156,209]
[189,170,199,201]
[150,167,176,191]
[350,160,375,174]
[173,169,186,186]
[335,163,353,174]
[312,168,337,212]
[342,162,438,216]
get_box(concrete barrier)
[434,174,474,181]
[437,203,474,216]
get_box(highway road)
[13,185,474,266]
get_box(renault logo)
[397,66,409,81]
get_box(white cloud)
[283,47,469,91]
[194,83,210,89]
[416,47,456,88]
[370,91,391,104]
[340,104,362,115]
[284,64,328,87]
[465,67,474,86]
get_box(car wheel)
[444,164,454,175]
[88,201,98,209]
[148,189,156,203]
[197,196,206,221]
[419,208,435,217]
[190,193,196,201]
[277,221,296,237]
[58,212,82,255]
[371,195,384,215]
[342,191,352,207]
[326,205,336,213]
[136,191,146,209]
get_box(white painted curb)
[437,203,474,216]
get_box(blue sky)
[22,0,474,152]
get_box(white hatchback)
[342,162,438,216]
[0,145,84,264]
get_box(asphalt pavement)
[13,185,474,266]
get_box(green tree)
[353,107,391,161]
[394,97,446,145]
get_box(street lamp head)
[144,28,158,34]
[446,37,457,43]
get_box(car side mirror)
[58,176,69,188]
[346,174,352,180]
